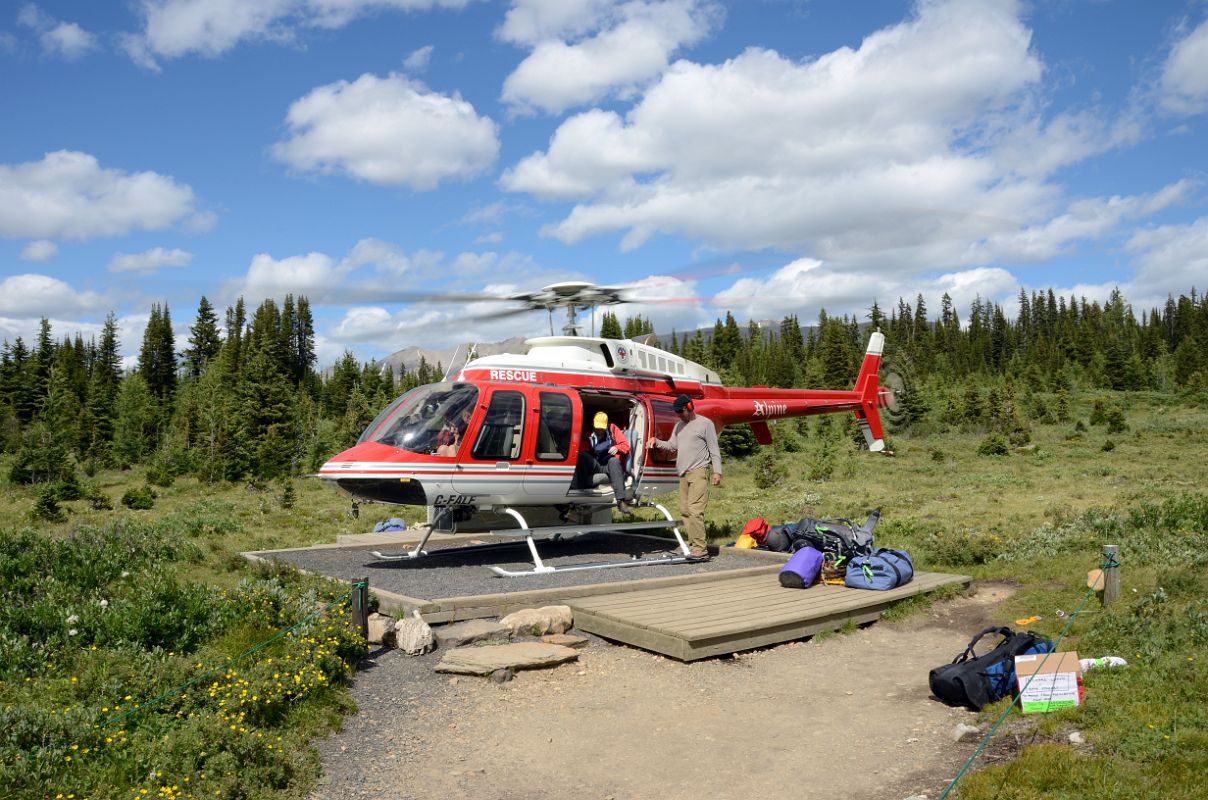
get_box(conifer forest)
[2,286,1207,491]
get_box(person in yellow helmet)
[573,410,633,514]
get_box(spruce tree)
[112,374,158,465]
[3,337,37,423]
[183,295,222,377]
[32,318,55,406]
[600,311,622,339]
[138,303,178,402]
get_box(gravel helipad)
[255,532,777,600]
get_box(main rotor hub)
[510,282,627,336]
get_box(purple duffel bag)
[779,545,823,589]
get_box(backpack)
[929,626,1055,711]
[787,512,878,561]
[764,523,796,552]
[845,548,913,590]
[779,546,823,589]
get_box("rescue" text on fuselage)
[488,369,538,382]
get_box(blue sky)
[2,0,1207,367]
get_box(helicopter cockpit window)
[472,390,525,461]
[362,383,479,456]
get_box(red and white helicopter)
[319,282,890,576]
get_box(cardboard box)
[1015,650,1082,713]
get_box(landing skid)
[485,505,692,578]
[370,539,523,561]
[370,504,694,577]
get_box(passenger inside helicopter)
[362,383,479,455]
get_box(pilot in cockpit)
[435,407,471,457]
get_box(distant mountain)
[374,336,530,376]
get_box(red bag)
[740,517,770,545]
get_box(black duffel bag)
[929,626,1054,711]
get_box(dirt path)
[311,584,1016,800]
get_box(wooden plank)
[568,571,970,660]
[676,575,966,638]
[638,574,965,636]
[573,571,960,623]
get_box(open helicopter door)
[627,400,647,500]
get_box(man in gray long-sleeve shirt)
[647,394,722,560]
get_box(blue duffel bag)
[845,548,913,590]
[779,546,823,589]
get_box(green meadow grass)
[2,390,1207,798]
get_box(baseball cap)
[672,394,692,411]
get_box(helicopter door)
[522,390,576,499]
[453,388,525,500]
[627,400,647,490]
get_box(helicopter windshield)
[360,383,479,456]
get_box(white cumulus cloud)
[107,247,195,275]
[127,0,473,66]
[497,0,613,45]
[501,0,720,115]
[712,258,1019,326]
[0,151,200,240]
[19,240,57,262]
[403,43,433,71]
[503,0,1146,276]
[17,4,97,60]
[1125,216,1208,299]
[0,274,106,317]
[1161,16,1208,115]
[272,72,499,190]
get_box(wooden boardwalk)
[567,570,970,661]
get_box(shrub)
[1105,407,1129,434]
[1007,428,1031,447]
[53,472,83,501]
[87,489,114,510]
[121,485,157,510]
[929,447,946,462]
[280,479,297,509]
[30,486,66,522]
[1102,438,1116,452]
[753,451,785,489]
[923,527,1006,567]
[718,424,759,458]
[977,432,1009,456]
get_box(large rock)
[396,611,435,656]
[435,642,580,676]
[367,613,396,646]
[434,619,511,649]
[500,605,573,637]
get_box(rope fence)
[937,549,1119,799]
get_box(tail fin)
[852,331,886,452]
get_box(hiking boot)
[616,501,633,515]
[687,547,711,561]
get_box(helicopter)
[318,281,890,576]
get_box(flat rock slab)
[435,642,580,675]
[541,633,589,648]
[434,619,511,649]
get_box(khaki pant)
[679,467,710,551]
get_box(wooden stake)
[352,576,369,641]
[1102,545,1120,606]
